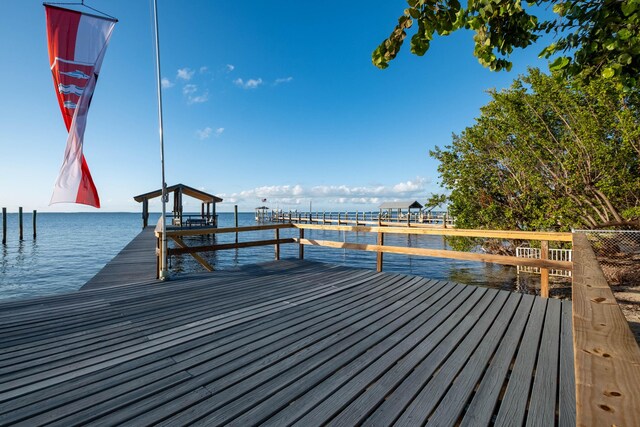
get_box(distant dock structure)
[134,183,223,229]
[267,201,453,227]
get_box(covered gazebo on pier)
[379,200,423,223]
[134,183,223,228]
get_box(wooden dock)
[82,227,158,290]
[0,260,575,426]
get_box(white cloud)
[188,91,209,104]
[219,177,430,208]
[161,78,174,88]
[196,127,223,140]
[226,64,235,72]
[183,84,197,95]
[274,76,293,85]
[196,127,213,140]
[177,67,195,80]
[233,77,263,89]
[392,177,427,193]
[199,66,208,74]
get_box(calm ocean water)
[0,212,541,301]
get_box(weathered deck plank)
[0,260,574,426]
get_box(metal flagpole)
[152,0,168,280]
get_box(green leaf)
[620,53,633,64]
[621,1,637,16]
[602,67,616,78]
[549,56,570,71]
[618,28,632,40]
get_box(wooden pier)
[82,227,159,290]
[1,223,639,425]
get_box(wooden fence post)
[32,210,37,239]
[18,207,23,241]
[540,240,549,298]
[377,230,384,272]
[299,228,304,260]
[156,235,161,279]
[275,228,280,260]
[234,205,239,243]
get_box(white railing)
[516,246,572,277]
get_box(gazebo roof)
[379,201,423,210]
[133,184,223,203]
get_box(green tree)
[431,69,640,234]
[373,0,640,86]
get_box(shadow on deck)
[0,260,574,426]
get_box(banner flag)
[45,4,116,208]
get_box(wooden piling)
[234,205,239,243]
[299,228,304,260]
[274,228,280,260]
[2,208,6,244]
[18,207,23,241]
[540,240,549,298]
[32,210,37,239]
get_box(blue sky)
[0,1,552,213]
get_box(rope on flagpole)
[43,1,118,21]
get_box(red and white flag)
[45,5,116,208]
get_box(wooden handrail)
[292,223,573,242]
[156,222,573,297]
[572,232,640,425]
[156,223,293,237]
[295,238,573,271]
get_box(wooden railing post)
[540,240,549,298]
[275,228,280,260]
[156,235,161,279]
[323,211,326,224]
[356,211,359,227]
[299,228,304,260]
[377,230,384,272]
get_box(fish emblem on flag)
[45,4,117,208]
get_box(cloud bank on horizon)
[216,177,431,209]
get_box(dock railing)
[271,211,456,228]
[156,221,572,297]
[571,232,640,426]
[153,221,640,423]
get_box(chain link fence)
[580,230,640,287]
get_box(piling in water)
[19,207,23,241]
[2,208,6,244]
